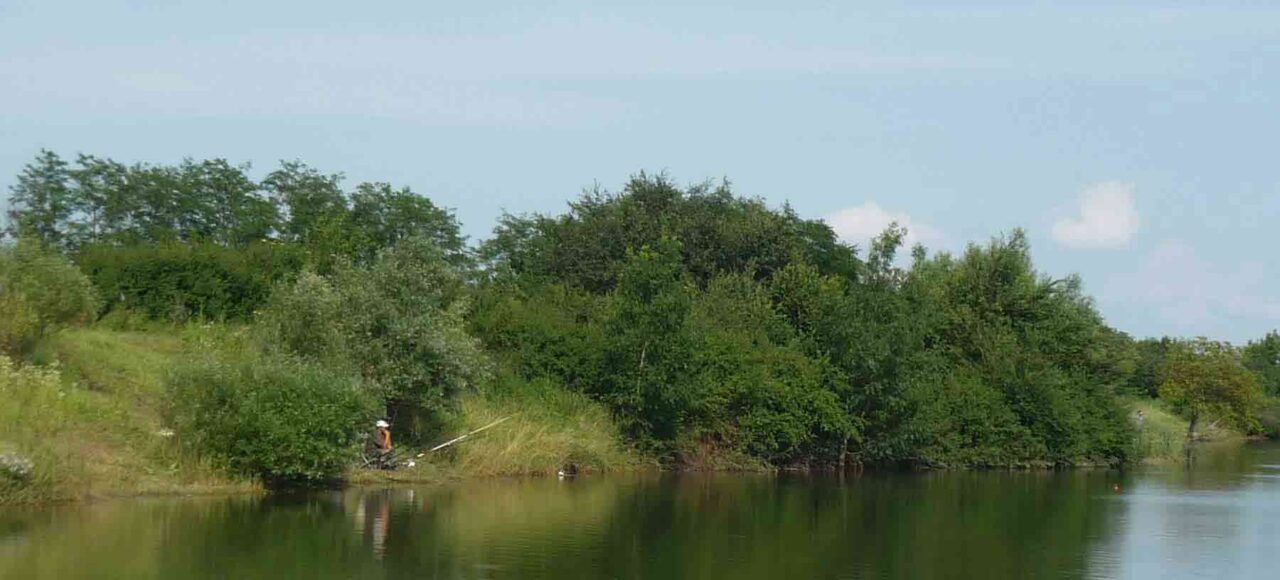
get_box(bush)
[0,240,99,357]
[167,354,377,488]
[77,241,303,322]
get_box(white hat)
[376,420,390,428]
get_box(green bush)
[77,241,303,322]
[0,291,39,358]
[166,354,377,488]
[0,240,99,357]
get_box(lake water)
[4,443,1280,579]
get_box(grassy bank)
[351,381,640,485]
[1,329,250,504]
[6,326,1264,505]
[2,328,638,504]
[1128,398,1246,464]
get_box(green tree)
[1242,331,1280,397]
[1159,338,1264,439]
[177,159,277,246]
[261,160,348,244]
[350,182,466,263]
[258,236,489,440]
[5,151,73,249]
[596,238,695,448]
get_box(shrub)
[0,240,99,357]
[167,354,377,488]
[77,241,304,322]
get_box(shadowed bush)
[167,354,377,488]
[77,241,303,322]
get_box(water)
[4,443,1280,579]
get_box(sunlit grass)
[448,384,639,476]
[1,328,253,505]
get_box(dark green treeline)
[4,150,1226,468]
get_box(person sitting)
[372,420,395,469]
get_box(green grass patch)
[447,379,639,476]
[0,328,252,505]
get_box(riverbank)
[0,327,1263,506]
[1,327,639,505]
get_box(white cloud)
[825,202,944,251]
[1051,182,1139,249]
[1105,240,1280,339]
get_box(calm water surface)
[4,443,1280,579]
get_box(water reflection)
[2,444,1279,579]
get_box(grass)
[450,384,638,476]
[1,327,254,505]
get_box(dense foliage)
[1243,331,1280,397]
[0,240,99,357]
[476,177,1134,466]
[8,151,1278,474]
[167,354,377,487]
[77,241,304,321]
[5,151,464,257]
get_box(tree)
[5,151,73,249]
[177,159,277,246]
[349,182,466,263]
[1242,331,1280,397]
[1159,338,1264,439]
[597,238,695,447]
[261,160,347,244]
[257,236,489,440]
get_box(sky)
[2,0,1279,342]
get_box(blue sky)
[3,0,1279,342]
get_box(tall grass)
[444,377,638,476]
[0,357,88,503]
[1129,400,1188,462]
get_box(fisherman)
[373,420,394,468]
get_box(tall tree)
[178,159,277,246]
[5,150,73,249]
[261,160,347,244]
[350,182,465,262]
